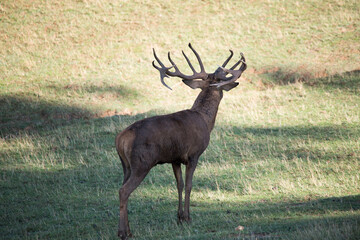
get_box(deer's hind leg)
[120,158,131,185]
[118,163,150,240]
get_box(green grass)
[1,0,360,239]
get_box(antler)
[211,52,247,88]
[152,43,208,90]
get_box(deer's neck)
[191,88,223,132]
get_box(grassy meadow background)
[1,0,360,239]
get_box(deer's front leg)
[183,158,198,222]
[172,163,184,222]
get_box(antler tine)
[152,44,209,89]
[230,52,246,70]
[221,50,234,68]
[153,48,165,68]
[239,52,247,71]
[152,48,174,90]
[188,43,205,73]
[182,50,196,73]
[211,52,247,88]
[168,51,189,78]
[167,52,179,72]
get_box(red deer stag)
[116,43,247,239]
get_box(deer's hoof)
[184,217,191,223]
[178,215,191,224]
[118,230,132,240]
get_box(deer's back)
[116,110,210,167]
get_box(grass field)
[1,0,360,239]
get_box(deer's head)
[152,43,247,92]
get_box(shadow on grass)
[233,124,359,141]
[1,163,359,239]
[258,68,360,94]
[228,124,359,162]
[137,194,360,239]
[0,94,91,136]
[46,83,139,98]
[0,84,139,137]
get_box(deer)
[115,43,247,239]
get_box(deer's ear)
[220,82,239,91]
[182,80,207,89]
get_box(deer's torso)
[116,110,210,168]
